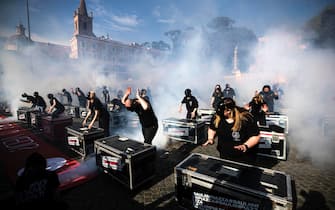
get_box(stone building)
[4,23,31,51]
[70,0,163,71]
[3,0,164,74]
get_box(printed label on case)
[68,136,79,146]
[193,192,260,210]
[167,127,189,136]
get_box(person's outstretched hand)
[125,87,131,95]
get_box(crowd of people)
[175,83,281,165]
[19,86,158,143]
[19,83,281,146]
[14,82,283,209]
[204,83,281,164]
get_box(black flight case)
[266,114,289,134]
[258,126,287,160]
[162,117,206,144]
[17,107,37,127]
[41,115,73,144]
[66,125,105,157]
[94,136,156,190]
[30,111,47,130]
[197,108,216,125]
[175,153,295,210]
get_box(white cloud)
[152,6,161,17]
[102,19,134,32]
[157,18,175,24]
[111,14,139,27]
[89,1,139,33]
[153,5,175,24]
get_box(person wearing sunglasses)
[203,97,260,164]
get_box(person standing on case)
[122,87,158,145]
[202,97,260,164]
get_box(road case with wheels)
[94,136,156,190]
[175,153,295,210]
[66,125,105,157]
[162,118,206,144]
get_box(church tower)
[70,0,96,58]
[73,0,95,37]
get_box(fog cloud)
[1,23,334,165]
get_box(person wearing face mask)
[82,91,110,136]
[178,88,199,120]
[223,83,236,100]
[202,97,260,164]
[210,84,224,110]
[121,87,158,145]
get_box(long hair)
[214,98,252,132]
[253,94,264,105]
[214,84,221,92]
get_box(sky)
[0,0,335,163]
[0,0,334,46]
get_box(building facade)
[4,0,164,72]
[70,0,162,68]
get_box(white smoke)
[247,29,335,166]
[1,23,334,165]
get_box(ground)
[1,117,335,210]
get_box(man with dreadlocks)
[202,97,260,164]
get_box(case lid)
[67,125,104,135]
[162,118,205,126]
[96,136,154,155]
[176,153,290,198]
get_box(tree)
[304,5,335,49]
[141,41,170,51]
[207,16,235,31]
[205,17,257,71]
[152,41,171,51]
[164,30,182,52]
[163,16,257,71]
